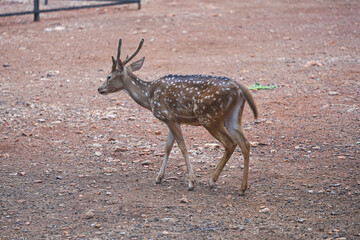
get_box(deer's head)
[98,38,145,95]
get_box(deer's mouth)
[98,88,108,95]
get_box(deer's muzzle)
[98,87,107,95]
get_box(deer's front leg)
[155,131,175,184]
[167,123,195,191]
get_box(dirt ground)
[0,0,359,239]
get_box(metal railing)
[0,0,141,21]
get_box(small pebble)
[141,160,153,165]
[328,91,339,96]
[204,143,220,149]
[259,207,270,213]
[85,210,95,219]
[296,218,306,223]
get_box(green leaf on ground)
[248,83,277,90]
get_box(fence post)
[34,0,40,21]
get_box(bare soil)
[1,0,359,239]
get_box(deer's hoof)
[239,186,248,196]
[187,180,195,191]
[155,177,163,184]
[209,179,216,188]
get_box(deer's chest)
[150,88,196,121]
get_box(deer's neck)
[124,73,151,110]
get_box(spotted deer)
[98,38,258,195]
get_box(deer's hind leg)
[225,98,251,195]
[228,127,250,195]
[204,124,237,187]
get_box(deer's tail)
[237,82,259,119]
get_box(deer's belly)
[152,106,199,124]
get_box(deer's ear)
[128,57,145,72]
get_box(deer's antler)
[123,38,144,65]
[117,38,122,61]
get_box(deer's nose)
[98,88,106,95]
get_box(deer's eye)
[107,75,111,81]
